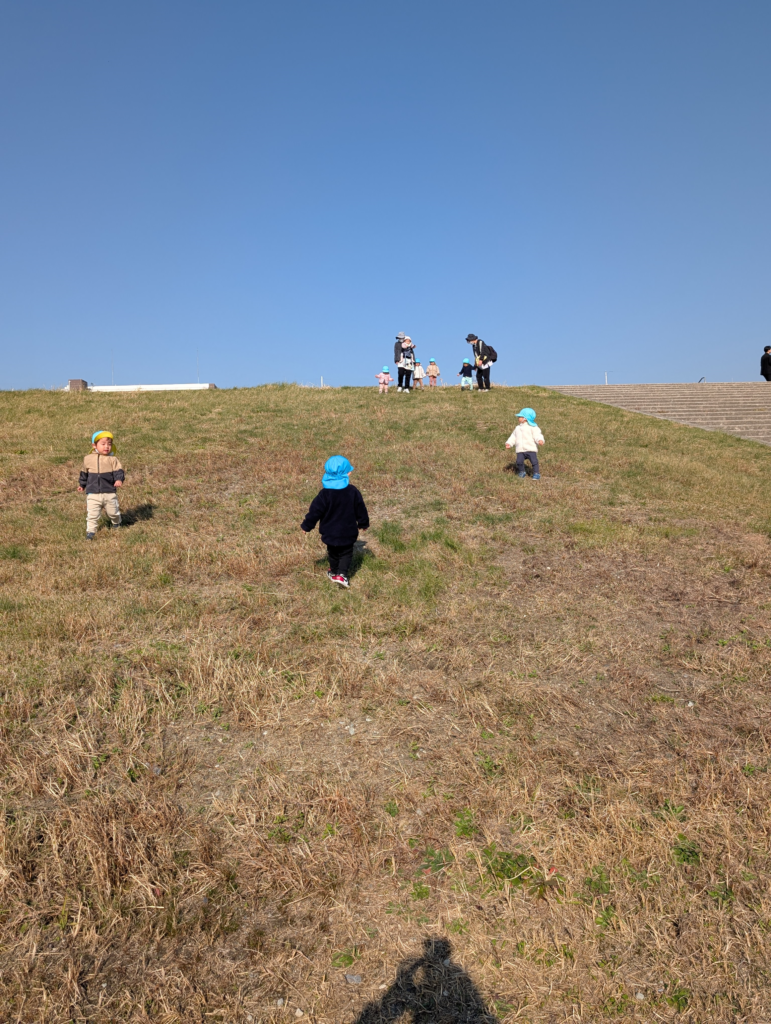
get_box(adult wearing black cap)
[466,333,492,391]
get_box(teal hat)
[463,359,470,364]
[429,358,436,363]
[382,365,389,371]
[322,455,353,490]
[516,407,537,425]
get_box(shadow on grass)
[120,502,156,527]
[503,461,536,477]
[353,937,497,1024]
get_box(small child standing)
[505,408,545,479]
[376,366,394,393]
[301,456,370,588]
[78,430,124,539]
[457,359,473,390]
[413,360,426,389]
[426,359,440,386]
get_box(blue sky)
[1,1,770,389]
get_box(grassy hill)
[1,384,770,1023]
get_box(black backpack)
[479,341,497,363]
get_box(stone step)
[546,383,771,447]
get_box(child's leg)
[327,545,340,574]
[525,450,540,475]
[104,494,122,525]
[379,383,385,393]
[336,543,354,579]
[515,452,526,474]
[383,385,389,393]
[86,495,102,534]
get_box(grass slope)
[1,384,770,1023]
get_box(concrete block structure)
[548,382,771,447]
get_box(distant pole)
[605,371,608,385]
[321,376,324,388]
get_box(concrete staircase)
[546,383,771,447]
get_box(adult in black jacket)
[301,455,369,587]
[761,346,771,381]
[466,333,493,390]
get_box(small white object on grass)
[345,974,362,984]
[295,1009,304,1018]
[635,992,645,1001]
[348,725,356,735]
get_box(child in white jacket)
[505,407,544,479]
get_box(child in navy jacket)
[301,456,369,588]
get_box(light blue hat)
[516,407,537,425]
[322,455,353,490]
[382,365,389,371]
[463,359,470,364]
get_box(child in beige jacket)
[505,408,544,479]
[78,430,125,538]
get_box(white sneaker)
[397,387,402,392]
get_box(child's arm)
[354,490,370,532]
[300,492,325,533]
[77,463,88,493]
[504,430,517,449]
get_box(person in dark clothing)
[761,346,771,381]
[466,333,493,389]
[301,456,369,588]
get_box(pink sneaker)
[330,574,349,588]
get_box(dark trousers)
[476,367,491,390]
[398,368,412,389]
[516,450,540,474]
[327,543,354,577]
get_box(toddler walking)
[376,366,394,393]
[301,456,370,588]
[426,359,440,386]
[457,359,473,390]
[505,408,544,479]
[78,430,124,539]
[413,360,426,389]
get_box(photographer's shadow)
[353,937,497,1024]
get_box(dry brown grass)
[1,384,770,1022]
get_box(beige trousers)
[86,493,121,532]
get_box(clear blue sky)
[1,1,770,389]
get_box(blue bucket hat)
[382,365,389,371]
[516,407,537,425]
[322,455,353,490]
